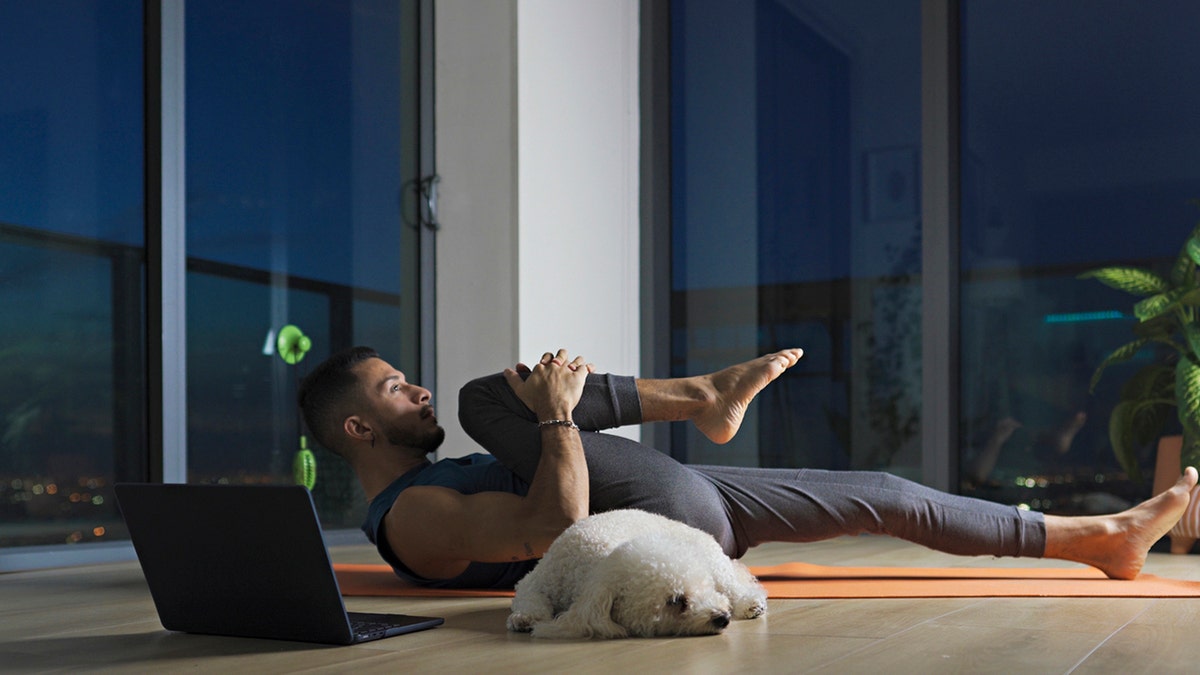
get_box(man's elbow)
[526,509,582,551]
[547,510,583,536]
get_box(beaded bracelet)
[537,418,580,431]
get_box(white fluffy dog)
[506,509,768,639]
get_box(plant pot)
[1153,435,1200,554]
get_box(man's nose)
[412,386,432,404]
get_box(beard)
[384,423,446,454]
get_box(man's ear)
[343,415,373,442]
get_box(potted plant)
[1081,223,1200,482]
[1082,223,1200,552]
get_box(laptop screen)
[116,483,441,644]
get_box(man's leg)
[460,354,1197,577]
[1042,468,1197,579]
[458,371,739,550]
[636,349,803,443]
[457,347,802,475]
[458,371,644,480]
[694,463,1198,579]
[693,465,1046,559]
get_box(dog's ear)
[531,579,628,639]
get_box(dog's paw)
[733,592,768,620]
[506,612,539,633]
[735,599,767,620]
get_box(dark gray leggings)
[458,371,1046,559]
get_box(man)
[299,346,1197,589]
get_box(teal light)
[1043,310,1126,324]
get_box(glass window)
[0,1,146,546]
[185,0,419,528]
[670,0,922,476]
[0,0,423,555]
[959,0,1200,511]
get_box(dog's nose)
[711,612,731,629]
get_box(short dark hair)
[298,346,380,456]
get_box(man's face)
[353,357,445,453]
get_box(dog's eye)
[667,594,688,611]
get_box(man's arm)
[383,349,592,580]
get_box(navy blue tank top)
[362,453,537,589]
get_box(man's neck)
[353,448,431,502]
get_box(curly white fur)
[506,509,767,639]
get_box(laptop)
[115,482,444,645]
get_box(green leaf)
[1120,363,1174,401]
[1177,357,1200,438]
[1185,323,1200,359]
[1183,434,1200,474]
[1108,401,1144,484]
[1187,234,1200,268]
[1170,242,1196,286]
[1089,338,1149,392]
[1132,397,1171,442]
[1134,287,1188,321]
[1078,267,1168,296]
[1132,314,1178,340]
[1179,288,1200,306]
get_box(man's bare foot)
[991,417,1022,443]
[966,417,1024,484]
[1051,411,1087,455]
[1044,467,1198,579]
[692,349,804,444]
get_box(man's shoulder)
[434,452,499,467]
[419,452,500,480]
[419,452,526,495]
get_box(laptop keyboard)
[351,618,398,640]
[348,612,427,641]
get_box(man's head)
[299,346,445,459]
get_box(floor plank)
[3,536,1200,673]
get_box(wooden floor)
[4,536,1200,674]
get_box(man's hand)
[503,348,594,421]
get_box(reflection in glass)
[670,0,921,476]
[185,0,417,529]
[1,0,422,548]
[0,2,145,547]
[959,0,1200,512]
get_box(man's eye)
[391,384,400,393]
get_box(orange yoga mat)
[333,562,1200,599]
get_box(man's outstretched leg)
[698,460,1198,578]
[1044,467,1198,579]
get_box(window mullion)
[146,0,188,483]
[920,0,961,492]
